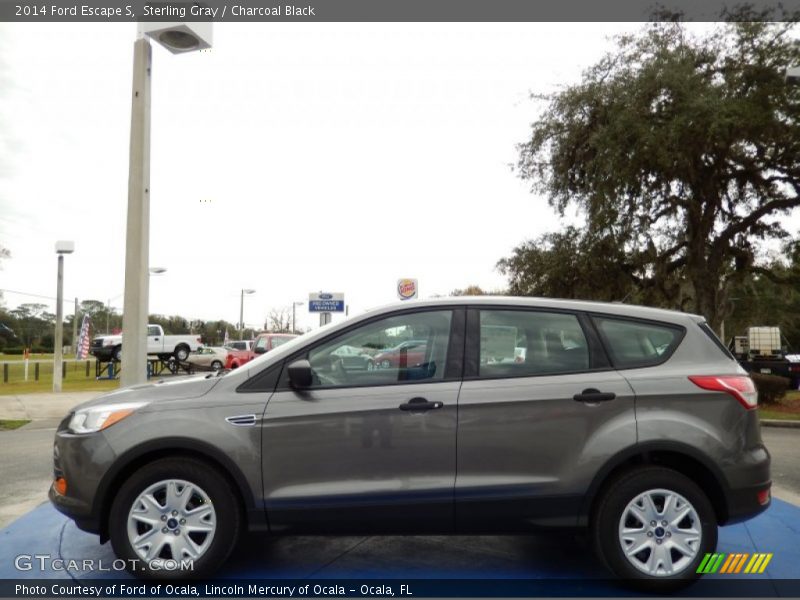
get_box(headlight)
[68,401,148,434]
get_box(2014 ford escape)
[49,297,771,589]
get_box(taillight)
[688,375,758,410]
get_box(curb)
[761,419,800,428]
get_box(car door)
[146,325,162,354]
[262,308,464,533]
[455,307,636,531]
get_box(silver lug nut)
[174,529,180,535]
[666,532,672,537]
[161,515,167,521]
[661,520,667,526]
[650,520,656,526]
[171,510,178,516]
[656,539,662,544]
[647,532,653,537]
[180,519,186,525]
[161,527,168,533]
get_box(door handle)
[399,397,443,412]
[573,388,616,403]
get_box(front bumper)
[49,425,117,536]
[91,346,114,361]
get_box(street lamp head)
[55,240,75,255]
[138,22,212,54]
[243,289,256,295]
[149,267,168,275]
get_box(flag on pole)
[223,328,230,347]
[76,315,92,359]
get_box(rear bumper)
[724,480,772,524]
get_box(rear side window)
[698,322,736,360]
[479,310,590,378]
[594,317,683,369]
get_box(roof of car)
[365,296,704,325]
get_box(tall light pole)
[240,289,255,340]
[53,241,74,392]
[120,23,211,388]
[292,301,305,334]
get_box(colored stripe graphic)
[758,554,773,573]
[697,552,771,575]
[720,554,736,573]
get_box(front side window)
[305,310,452,388]
[479,310,590,378]
[594,316,683,369]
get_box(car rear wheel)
[380,359,390,369]
[109,458,241,579]
[210,360,223,371]
[592,466,717,592]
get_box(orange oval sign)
[397,279,417,300]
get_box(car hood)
[70,375,220,412]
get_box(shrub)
[750,373,790,405]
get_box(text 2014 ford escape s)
[50,297,770,589]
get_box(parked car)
[372,339,427,369]
[225,332,297,369]
[50,297,770,588]
[186,347,228,372]
[330,344,375,371]
[224,340,252,352]
[91,324,202,363]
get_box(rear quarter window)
[593,316,684,369]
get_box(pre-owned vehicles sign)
[308,292,345,312]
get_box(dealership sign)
[308,292,345,313]
[397,279,418,300]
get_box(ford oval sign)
[319,293,333,300]
[397,279,418,300]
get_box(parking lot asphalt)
[0,499,798,596]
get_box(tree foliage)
[511,16,800,328]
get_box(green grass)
[758,409,800,421]
[0,419,31,430]
[0,378,120,395]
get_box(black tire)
[174,345,190,362]
[210,360,223,371]
[109,457,241,579]
[592,466,717,592]
[112,345,122,362]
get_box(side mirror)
[287,359,313,389]
[254,346,267,355]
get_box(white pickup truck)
[90,324,202,363]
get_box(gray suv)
[50,297,770,589]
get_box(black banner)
[3,578,800,598]
[2,0,800,22]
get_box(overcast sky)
[0,21,754,332]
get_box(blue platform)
[1,499,799,596]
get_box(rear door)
[455,307,636,531]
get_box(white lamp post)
[120,23,211,387]
[53,241,74,392]
[292,301,305,334]
[239,289,255,340]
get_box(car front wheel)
[109,458,241,579]
[592,466,717,592]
